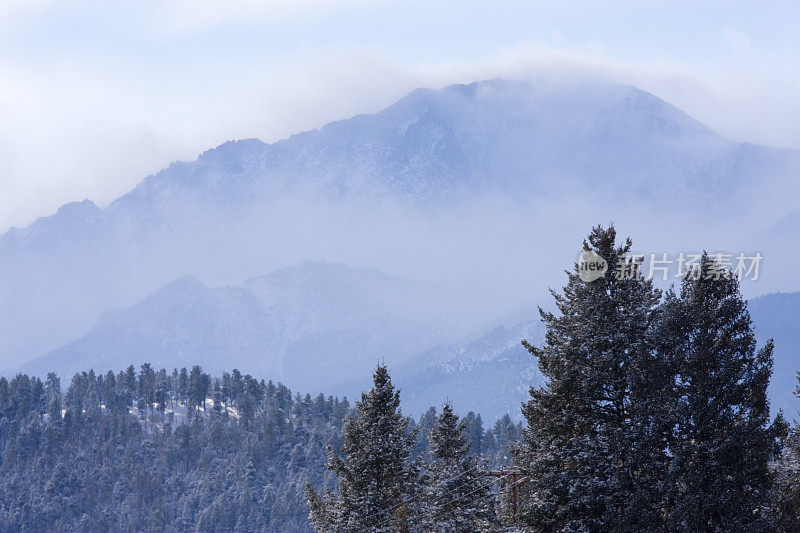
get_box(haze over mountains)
[3,78,800,419]
[15,262,510,395]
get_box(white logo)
[578,250,608,282]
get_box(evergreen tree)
[486,414,521,467]
[102,370,116,410]
[45,373,61,405]
[188,365,210,409]
[231,369,244,405]
[137,363,155,411]
[772,373,800,529]
[307,365,421,532]
[212,379,223,414]
[462,412,484,456]
[424,403,493,532]
[655,253,785,531]
[413,407,437,458]
[45,372,63,432]
[123,365,136,406]
[177,368,189,404]
[514,225,670,531]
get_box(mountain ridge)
[5,261,510,390]
[2,77,799,371]
[2,78,777,242]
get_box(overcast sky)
[1,0,798,231]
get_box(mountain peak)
[197,138,267,163]
[4,78,748,237]
[57,198,99,215]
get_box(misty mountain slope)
[2,78,800,369]
[748,291,800,418]
[331,321,547,422]
[241,262,503,389]
[13,275,279,380]
[747,207,800,294]
[243,261,488,338]
[9,262,508,391]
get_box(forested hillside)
[0,365,519,531]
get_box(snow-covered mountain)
[2,78,799,376]
[107,79,795,205]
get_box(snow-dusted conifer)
[655,252,785,531]
[515,225,669,530]
[307,365,421,532]
[423,403,493,532]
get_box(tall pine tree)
[423,403,494,532]
[654,252,785,531]
[514,225,670,531]
[307,365,421,532]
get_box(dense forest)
[4,225,800,531]
[0,365,520,531]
